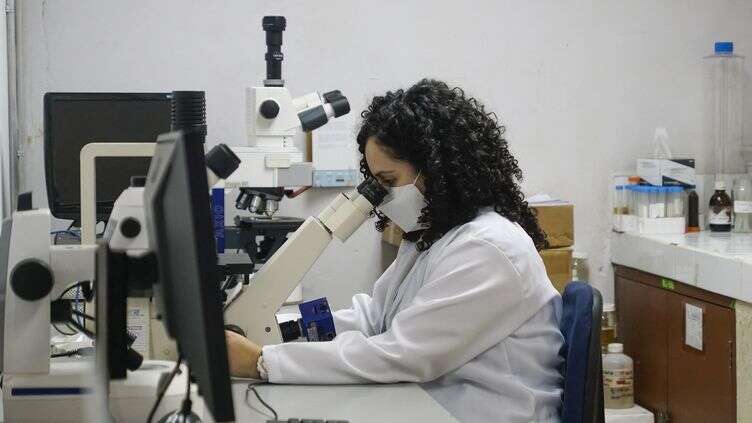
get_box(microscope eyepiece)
[262,16,286,86]
[262,16,286,33]
[357,177,389,207]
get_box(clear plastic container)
[704,42,745,175]
[603,343,635,409]
[633,186,650,218]
[733,178,752,232]
[665,186,685,218]
[649,187,666,218]
[613,186,628,215]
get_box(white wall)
[16,0,752,304]
[0,6,9,220]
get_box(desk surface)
[228,382,458,423]
[611,231,752,302]
[0,381,455,422]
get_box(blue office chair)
[559,281,605,423]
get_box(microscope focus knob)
[120,218,142,239]
[10,259,54,301]
[259,99,280,119]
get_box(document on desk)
[685,303,703,351]
[127,298,150,356]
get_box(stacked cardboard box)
[533,204,574,293]
[381,204,575,293]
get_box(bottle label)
[709,208,732,225]
[735,201,752,214]
[603,368,634,400]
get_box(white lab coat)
[262,210,564,422]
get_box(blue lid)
[615,185,625,190]
[715,41,734,54]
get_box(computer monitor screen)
[44,92,171,222]
[143,129,234,422]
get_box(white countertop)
[611,231,752,302]
[229,382,457,423]
[605,404,655,423]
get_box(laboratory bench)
[611,231,752,423]
[0,381,456,422]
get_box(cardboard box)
[636,158,696,187]
[532,204,574,248]
[540,248,573,293]
[381,222,403,247]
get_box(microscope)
[0,139,239,422]
[0,192,186,423]
[222,16,351,288]
[225,15,350,213]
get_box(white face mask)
[377,171,427,233]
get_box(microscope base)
[2,360,195,423]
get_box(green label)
[661,278,675,290]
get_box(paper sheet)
[127,298,151,357]
[685,303,703,351]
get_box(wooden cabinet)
[614,266,736,423]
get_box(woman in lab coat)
[226,79,564,422]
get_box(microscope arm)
[224,189,377,345]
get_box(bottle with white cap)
[603,343,634,409]
[709,180,733,232]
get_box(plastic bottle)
[733,178,752,232]
[704,42,745,176]
[687,190,700,232]
[709,181,733,232]
[603,343,634,409]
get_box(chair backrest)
[559,281,605,423]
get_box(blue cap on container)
[615,185,625,190]
[715,42,734,54]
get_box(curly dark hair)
[356,78,547,251]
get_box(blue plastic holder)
[298,297,337,342]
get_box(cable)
[66,318,95,339]
[50,230,81,239]
[71,310,96,322]
[178,366,193,418]
[53,323,77,336]
[51,350,80,358]
[246,385,278,421]
[148,359,182,423]
[75,286,82,326]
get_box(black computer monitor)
[43,92,172,223]
[143,129,235,422]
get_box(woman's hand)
[225,330,262,379]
